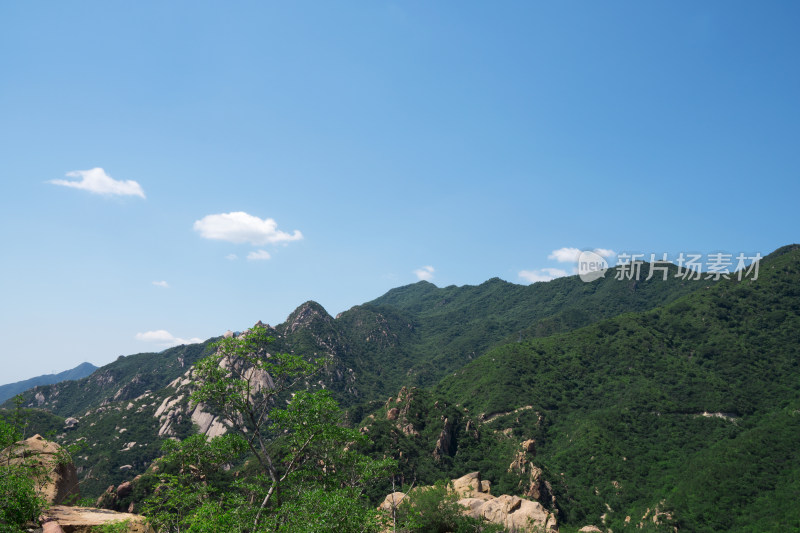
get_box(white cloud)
[247,250,271,261]
[548,247,615,263]
[226,254,239,261]
[193,212,302,246]
[152,281,169,288]
[135,330,203,347]
[49,168,145,198]
[592,248,616,258]
[548,247,582,263]
[413,265,435,281]
[519,268,570,283]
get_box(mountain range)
[2,244,798,532]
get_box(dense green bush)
[0,401,46,533]
[394,481,505,533]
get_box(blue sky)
[1,1,798,383]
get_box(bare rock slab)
[45,506,153,533]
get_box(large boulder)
[452,472,491,499]
[465,494,555,531]
[1,434,79,504]
[378,491,408,511]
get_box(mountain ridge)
[2,254,723,500]
[0,362,98,404]
[426,245,800,530]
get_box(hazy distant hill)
[0,362,98,403]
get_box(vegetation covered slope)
[432,244,800,532]
[5,341,219,418]
[8,263,704,418]
[2,261,711,500]
[361,265,707,392]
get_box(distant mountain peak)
[284,301,333,334]
[0,362,99,404]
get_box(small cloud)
[247,250,271,261]
[49,168,145,198]
[135,330,203,347]
[413,265,435,281]
[152,281,169,288]
[226,254,238,261]
[549,247,615,263]
[519,268,569,283]
[593,248,616,258]
[193,212,302,246]
[548,247,582,263]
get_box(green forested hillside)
[365,265,707,391]
[6,246,795,533]
[2,259,711,502]
[8,262,704,420]
[430,245,800,531]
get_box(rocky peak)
[508,439,556,510]
[284,301,334,334]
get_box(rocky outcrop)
[154,374,230,439]
[432,417,454,461]
[43,505,153,533]
[508,438,556,509]
[451,472,492,500]
[153,325,281,439]
[638,501,675,529]
[1,434,79,504]
[382,387,421,437]
[468,493,555,532]
[95,474,148,514]
[378,471,557,532]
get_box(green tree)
[143,324,394,532]
[0,398,46,533]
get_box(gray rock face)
[432,417,454,461]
